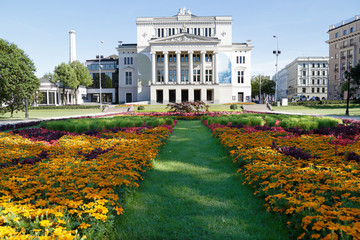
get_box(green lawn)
[273,104,360,116]
[115,120,291,240]
[0,109,103,121]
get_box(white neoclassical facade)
[117,8,253,104]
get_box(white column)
[188,50,194,84]
[176,51,181,84]
[213,51,218,84]
[201,50,206,84]
[164,51,169,84]
[151,52,156,84]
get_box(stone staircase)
[241,104,273,112]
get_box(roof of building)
[328,14,359,32]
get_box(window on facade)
[187,28,189,33]
[312,63,315,68]
[169,70,176,82]
[193,69,200,82]
[194,28,197,35]
[323,71,326,76]
[157,54,164,62]
[317,79,320,85]
[343,41,347,47]
[317,71,320,76]
[322,88,325,93]
[48,92,55,105]
[312,71,315,75]
[205,28,208,37]
[169,54,176,62]
[193,54,200,62]
[303,71,306,76]
[303,63,306,68]
[335,43,338,49]
[161,28,164,37]
[302,88,306,93]
[312,79,315,85]
[205,70,212,82]
[323,63,326,67]
[323,79,326,85]
[181,54,188,62]
[125,72,132,85]
[343,29,347,35]
[317,88,320,93]
[237,71,244,83]
[350,27,354,33]
[303,79,306,85]
[157,29,160,37]
[124,57,126,65]
[317,63,320,68]
[335,32,339,38]
[312,88,315,93]
[350,39,354,46]
[209,28,212,36]
[157,70,164,82]
[242,56,245,64]
[181,70,188,82]
[205,54,212,62]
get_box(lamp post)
[344,70,351,116]
[99,40,103,109]
[273,35,281,102]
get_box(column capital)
[201,50,206,54]
[175,50,181,55]
[163,51,169,55]
[150,51,156,55]
[188,50,194,54]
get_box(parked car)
[292,95,307,102]
[310,96,320,101]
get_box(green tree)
[70,61,92,104]
[251,75,275,103]
[54,62,78,105]
[0,38,39,118]
[350,63,360,85]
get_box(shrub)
[230,104,238,110]
[137,105,145,111]
[166,101,209,113]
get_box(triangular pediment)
[149,33,220,44]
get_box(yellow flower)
[39,219,52,228]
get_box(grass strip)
[115,120,291,239]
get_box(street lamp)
[344,70,351,116]
[99,40,103,109]
[273,35,281,102]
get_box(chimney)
[69,30,76,62]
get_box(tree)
[251,75,275,102]
[54,62,78,105]
[350,63,360,85]
[0,38,39,118]
[70,61,92,104]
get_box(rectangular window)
[343,29,347,35]
[169,28,171,36]
[317,79,320,85]
[322,88,325,93]
[323,71,326,76]
[335,32,339,38]
[303,63,306,68]
[205,54,212,62]
[335,43,338,49]
[181,70,188,82]
[312,63,315,68]
[303,71,306,76]
[130,57,133,65]
[350,39,354,46]
[243,56,245,64]
[157,70,164,82]
[173,28,175,35]
[317,88,320,93]
[193,54,200,62]
[302,88,306,93]
[125,72,132,85]
[312,71,315,75]
[158,29,161,37]
[124,57,127,65]
[237,71,244,83]
[236,56,239,64]
[198,28,200,35]
[312,79,315,85]
[303,79,306,84]
[205,28,208,37]
[317,71,320,76]
[193,69,200,82]
[209,28,212,36]
[323,63,326,67]
[205,70,212,82]
[323,79,326,85]
[350,27,354,33]
[161,28,164,37]
[312,88,315,93]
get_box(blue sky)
[1,0,359,78]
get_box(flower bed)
[208,121,360,239]
[0,123,173,239]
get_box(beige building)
[327,14,360,99]
[277,57,329,101]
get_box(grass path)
[115,120,291,239]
